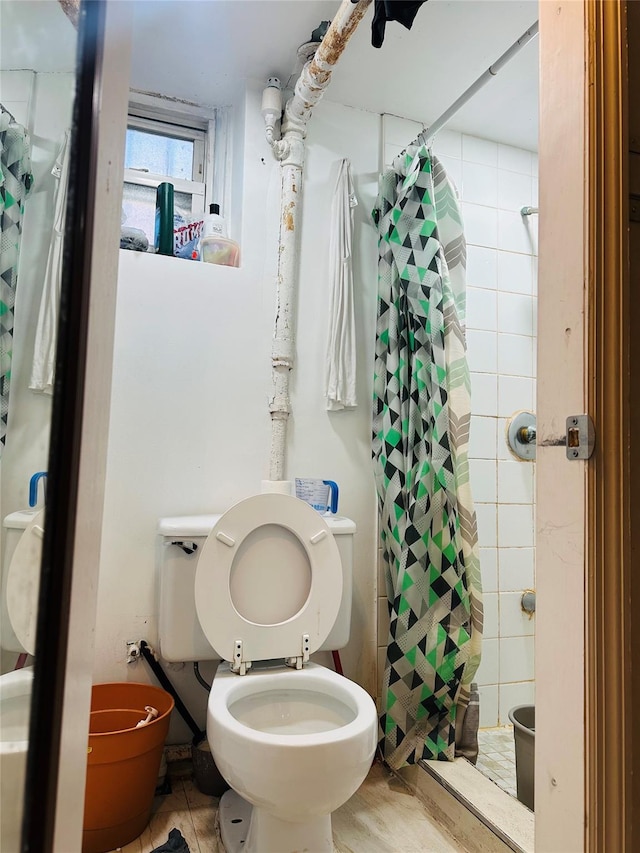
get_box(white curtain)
[30,130,70,395]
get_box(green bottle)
[155,182,174,255]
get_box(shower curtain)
[0,109,33,453]
[373,144,482,766]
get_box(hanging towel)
[325,158,358,411]
[29,130,70,395]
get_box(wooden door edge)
[585,2,631,850]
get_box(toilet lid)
[194,494,342,666]
[6,509,44,657]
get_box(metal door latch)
[566,415,595,460]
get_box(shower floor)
[476,726,517,798]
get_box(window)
[122,113,207,250]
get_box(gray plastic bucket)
[508,704,535,811]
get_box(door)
[538,2,634,851]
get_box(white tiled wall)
[376,117,536,726]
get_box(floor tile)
[107,839,142,853]
[183,778,220,809]
[138,809,199,852]
[153,778,188,814]
[118,761,464,853]
[485,751,504,762]
[478,725,517,796]
[190,803,222,852]
[333,762,460,852]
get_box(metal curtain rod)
[418,20,539,146]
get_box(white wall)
[94,86,379,741]
[0,70,74,672]
[377,115,538,728]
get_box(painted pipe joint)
[272,339,294,367]
[279,134,305,169]
[269,398,291,417]
[269,137,290,162]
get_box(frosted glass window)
[122,182,194,249]
[125,128,194,180]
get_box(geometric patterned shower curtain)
[0,109,33,453]
[373,145,483,767]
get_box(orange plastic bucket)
[82,682,174,853]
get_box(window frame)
[122,109,209,248]
[122,169,205,212]
[125,113,206,184]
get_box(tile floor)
[476,725,517,798]
[109,760,462,852]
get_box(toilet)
[2,508,43,659]
[158,492,378,853]
[1,509,42,852]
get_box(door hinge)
[566,415,595,460]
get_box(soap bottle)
[202,203,227,238]
[155,182,174,255]
[200,203,241,267]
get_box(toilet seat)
[6,509,44,657]
[195,494,341,671]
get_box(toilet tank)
[2,510,40,652]
[157,513,356,663]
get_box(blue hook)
[322,480,339,515]
[29,472,47,508]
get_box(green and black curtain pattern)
[1,107,33,453]
[373,143,483,767]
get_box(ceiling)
[0,1,76,72]
[0,0,539,150]
[130,0,539,150]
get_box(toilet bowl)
[0,509,43,851]
[159,492,378,853]
[208,662,377,852]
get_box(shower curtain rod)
[418,20,539,146]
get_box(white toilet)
[158,493,378,853]
[2,508,43,660]
[0,509,42,853]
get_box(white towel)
[29,130,70,395]
[325,158,358,411]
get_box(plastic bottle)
[155,182,174,255]
[202,203,227,238]
[200,203,240,267]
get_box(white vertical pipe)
[269,159,301,482]
[266,0,372,482]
